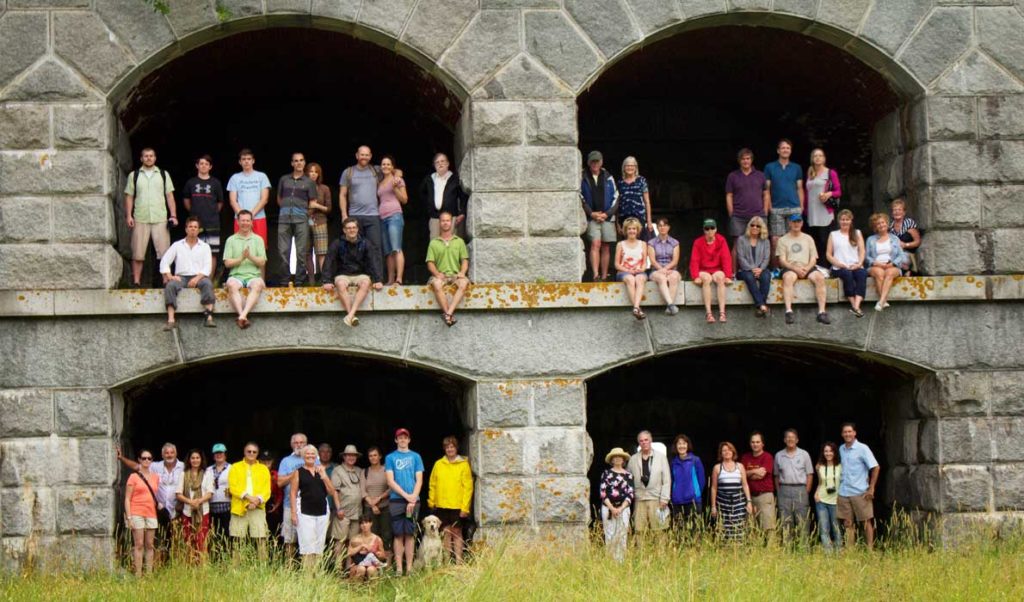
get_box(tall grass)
[3,516,1023,601]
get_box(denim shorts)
[381,213,404,254]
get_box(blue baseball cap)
[788,214,804,222]
[211,443,227,454]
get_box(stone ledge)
[0,274,1012,317]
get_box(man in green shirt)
[223,210,267,329]
[426,211,470,327]
[124,147,177,287]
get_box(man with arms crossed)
[741,431,777,538]
[838,422,880,548]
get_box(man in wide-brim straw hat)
[599,447,635,561]
[331,444,364,569]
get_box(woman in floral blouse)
[600,447,635,561]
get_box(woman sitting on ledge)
[866,212,909,313]
[826,209,867,318]
[615,217,649,320]
[647,217,682,315]
[735,216,771,318]
[690,218,733,323]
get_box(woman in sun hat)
[599,447,635,561]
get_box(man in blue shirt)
[837,422,880,548]
[386,428,424,576]
[276,432,319,559]
[764,139,805,268]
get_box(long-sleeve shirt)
[159,238,212,277]
[736,237,771,272]
[689,234,733,280]
[627,451,671,504]
[321,236,383,283]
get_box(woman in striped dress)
[710,441,753,542]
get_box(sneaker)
[668,304,679,315]
[770,268,782,279]
[881,301,890,309]
[665,305,674,315]
[875,301,884,312]
[343,315,355,327]
[817,312,831,325]
[785,311,795,325]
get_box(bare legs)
[697,271,727,320]
[844,518,875,549]
[590,240,610,280]
[622,273,647,317]
[430,276,469,325]
[651,270,680,308]
[393,535,414,576]
[443,524,465,563]
[131,527,155,577]
[226,278,264,327]
[333,277,371,326]
[781,270,827,314]
[869,265,900,311]
[386,251,405,285]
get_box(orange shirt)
[127,472,160,518]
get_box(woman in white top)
[866,212,909,312]
[826,209,867,317]
[614,217,649,320]
[175,449,214,563]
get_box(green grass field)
[3,525,1023,601]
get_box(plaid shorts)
[311,222,329,256]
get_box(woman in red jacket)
[690,218,733,323]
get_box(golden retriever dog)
[415,514,444,570]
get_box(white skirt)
[296,511,329,556]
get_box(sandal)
[162,321,177,332]
[444,312,456,327]
[236,317,246,329]
[637,308,646,320]
[240,317,251,329]
[203,310,216,328]
[632,307,642,320]
[706,312,716,323]
[719,311,727,323]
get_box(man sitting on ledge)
[159,217,216,330]
[426,211,470,327]
[223,210,266,329]
[321,217,383,327]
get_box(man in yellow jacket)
[427,436,474,563]
[227,441,272,559]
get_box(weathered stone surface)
[0,198,51,243]
[53,197,114,244]
[310,0,359,21]
[0,105,49,150]
[0,60,94,102]
[939,418,992,464]
[534,476,588,523]
[977,6,1024,83]
[525,11,603,90]
[942,465,992,512]
[482,0,557,6]
[477,54,573,100]
[525,101,577,145]
[860,0,934,55]
[533,380,585,426]
[979,96,1024,139]
[471,146,579,191]
[0,151,104,196]
[402,0,477,60]
[467,193,527,238]
[54,105,107,150]
[0,244,123,290]
[992,463,1024,509]
[908,464,941,511]
[899,8,973,86]
[55,389,111,436]
[1,487,55,537]
[872,110,903,160]
[917,230,987,274]
[94,0,176,60]
[56,488,113,535]
[0,389,53,437]
[889,419,919,465]
[930,185,981,227]
[527,191,584,237]
[990,371,1024,414]
[266,0,309,13]
[927,96,976,141]
[933,51,1024,95]
[471,102,523,146]
[991,417,1024,461]
[728,0,770,9]
[53,13,135,92]
[476,381,531,427]
[533,428,587,474]
[441,11,520,91]
[565,0,641,59]
[993,228,1024,272]
[623,0,682,34]
[476,476,532,525]
[164,0,219,38]
[408,309,651,378]
[678,0,728,18]
[0,439,107,487]
[772,0,818,19]
[359,0,416,37]
[9,0,89,6]
[0,12,47,89]
[476,428,526,475]
[916,371,992,417]
[469,236,585,283]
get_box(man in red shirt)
[740,431,777,536]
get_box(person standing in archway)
[205,443,232,550]
[725,148,769,266]
[740,431,776,539]
[580,151,619,281]
[427,436,474,564]
[330,445,364,572]
[305,162,332,284]
[599,447,634,562]
[275,152,318,286]
[805,148,841,267]
[837,422,879,549]
[378,155,408,285]
[419,153,467,242]
[289,444,343,573]
[182,154,224,282]
[124,448,159,576]
[227,442,272,561]
[616,156,653,241]
[386,428,424,577]
[669,434,705,533]
[124,147,177,288]
[361,446,393,564]
[710,441,753,542]
[277,433,318,561]
[764,139,805,270]
[339,145,385,281]
[226,148,271,246]
[627,430,671,534]
[774,428,814,544]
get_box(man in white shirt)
[159,216,216,330]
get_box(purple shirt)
[648,235,679,267]
[726,169,767,219]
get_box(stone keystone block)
[524,11,602,90]
[441,10,520,91]
[0,389,53,437]
[53,12,135,93]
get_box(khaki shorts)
[334,274,370,288]
[129,515,159,530]
[229,508,268,538]
[428,274,470,287]
[632,499,669,532]
[586,219,617,243]
[837,494,874,522]
[751,492,777,530]
[131,221,171,260]
[330,515,361,542]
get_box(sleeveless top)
[829,230,861,267]
[620,240,646,272]
[806,169,833,227]
[297,467,328,516]
[718,462,741,486]
[875,237,893,264]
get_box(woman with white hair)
[617,156,654,241]
[288,444,343,572]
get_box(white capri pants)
[296,511,329,556]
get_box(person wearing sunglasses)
[689,218,733,323]
[736,216,772,317]
[330,444,364,571]
[124,449,160,577]
[228,442,272,560]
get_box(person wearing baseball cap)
[205,443,232,544]
[600,447,634,562]
[690,218,733,323]
[581,149,619,281]
[385,428,424,576]
[777,212,830,324]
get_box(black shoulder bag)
[135,470,172,526]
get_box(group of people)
[581,142,922,322]
[119,429,473,579]
[599,423,879,560]
[128,146,473,329]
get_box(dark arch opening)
[121,352,468,504]
[116,27,463,286]
[578,24,905,273]
[586,344,924,525]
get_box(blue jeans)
[832,267,867,298]
[737,269,771,306]
[381,213,404,254]
[815,501,842,549]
